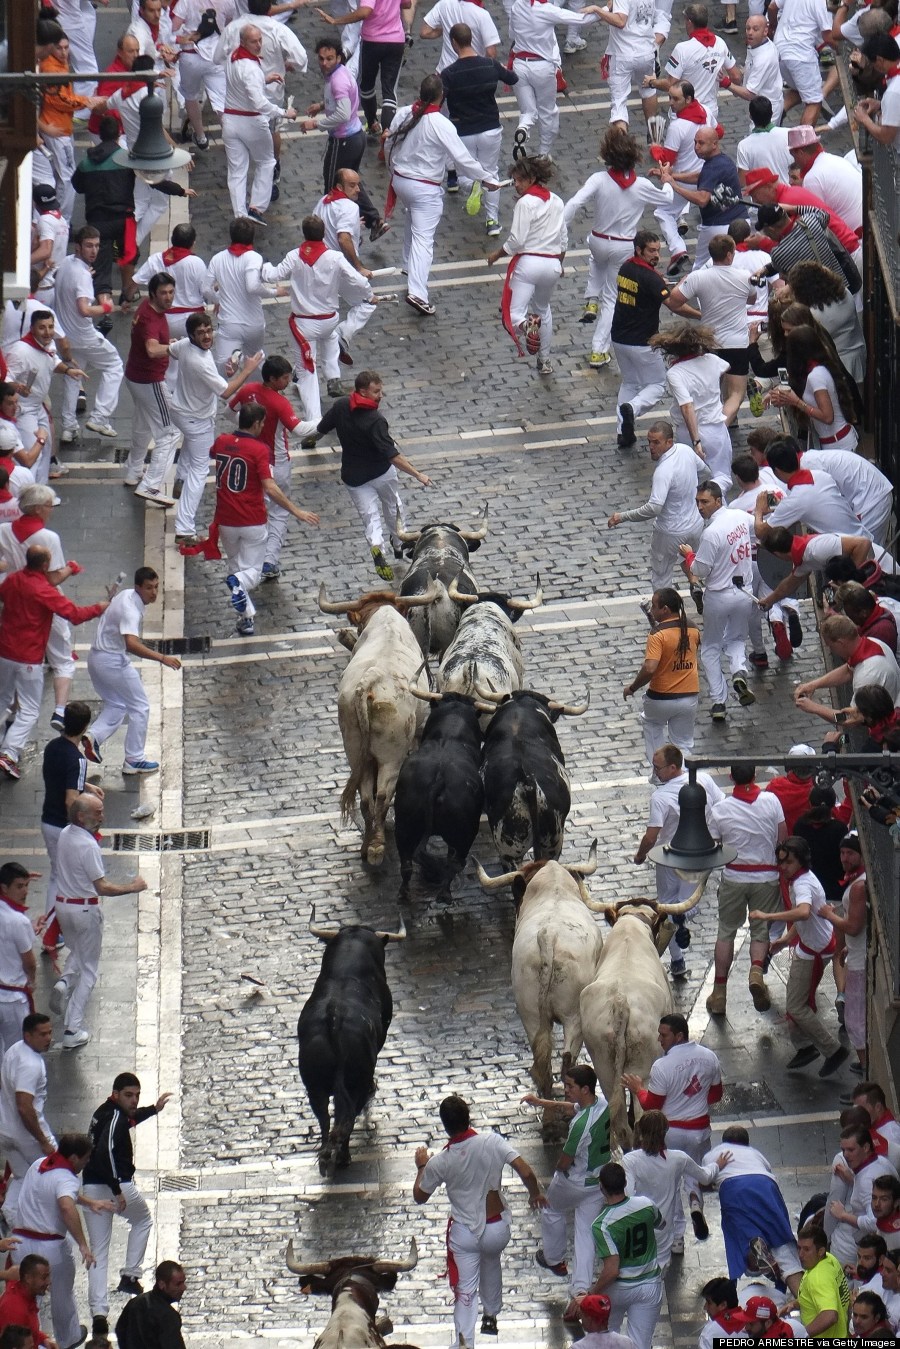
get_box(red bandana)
[39,1152,77,1174]
[299,240,329,266]
[231,45,260,62]
[713,1310,746,1333]
[12,516,45,544]
[444,1128,478,1148]
[732,783,762,802]
[349,392,380,411]
[322,187,349,204]
[162,246,192,265]
[630,253,660,273]
[608,168,636,189]
[227,243,255,256]
[785,468,815,488]
[21,333,55,357]
[789,535,812,565]
[677,98,711,123]
[848,636,888,667]
[690,27,718,45]
[0,892,27,913]
[524,184,551,200]
[411,100,443,115]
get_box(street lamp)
[648,768,737,875]
[111,82,191,175]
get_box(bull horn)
[317,583,352,615]
[309,905,341,941]
[474,859,522,891]
[371,1238,419,1274]
[506,573,545,612]
[547,690,591,716]
[394,512,421,544]
[566,839,599,878]
[409,684,443,703]
[399,580,443,609]
[373,916,407,942]
[457,501,490,542]
[473,681,506,703]
[447,575,479,605]
[656,874,710,916]
[473,701,496,714]
[285,1240,331,1277]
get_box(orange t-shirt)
[39,54,91,134]
[645,622,701,696]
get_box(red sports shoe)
[771,619,792,661]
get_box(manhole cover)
[712,1080,780,1117]
[159,1173,201,1192]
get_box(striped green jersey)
[592,1196,661,1283]
[563,1097,611,1186]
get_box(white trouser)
[540,1173,605,1294]
[613,344,667,431]
[223,112,275,217]
[87,650,150,764]
[0,1134,51,1227]
[655,195,690,257]
[393,176,444,305]
[344,21,361,75]
[55,902,103,1033]
[565,0,586,44]
[667,1124,710,1235]
[13,1236,79,1348]
[694,220,744,270]
[83,1181,154,1316]
[449,1212,511,1346]
[171,410,215,535]
[15,405,52,483]
[673,416,732,491]
[0,658,44,762]
[45,136,77,222]
[700,586,751,705]
[607,1278,663,1349]
[641,693,698,765]
[178,52,227,113]
[336,300,376,351]
[125,379,182,491]
[607,52,656,125]
[265,459,293,567]
[64,1,98,100]
[46,615,75,680]
[458,128,503,217]
[513,58,559,154]
[42,821,64,926]
[213,321,266,375]
[133,176,168,247]
[346,466,406,552]
[291,313,341,423]
[863,494,892,546]
[61,331,123,432]
[220,523,267,619]
[586,234,633,355]
[509,255,561,356]
[649,521,703,592]
[0,996,29,1058]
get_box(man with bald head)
[727,16,784,125]
[221,23,298,224]
[51,793,147,1050]
[658,129,746,270]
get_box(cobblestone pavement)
[7,7,859,1347]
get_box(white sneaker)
[60,427,79,444]
[85,419,117,438]
[49,977,70,1016]
[62,1028,91,1050]
[563,36,587,51]
[671,1235,685,1255]
[134,485,175,507]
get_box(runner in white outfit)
[420,0,501,69]
[0,1019,55,1226]
[221,24,298,220]
[54,232,124,442]
[729,456,801,664]
[624,1110,725,1269]
[204,220,275,371]
[316,173,379,357]
[507,0,599,154]
[651,84,716,268]
[0,866,37,1062]
[607,422,704,591]
[564,129,673,364]
[132,226,209,343]
[5,312,83,484]
[593,0,667,128]
[175,0,237,146]
[385,75,498,313]
[654,326,733,490]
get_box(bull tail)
[530,928,556,1097]
[606,1012,631,1150]
[525,774,544,861]
[340,687,371,821]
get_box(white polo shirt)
[648,769,724,844]
[0,1040,50,1148]
[710,790,785,881]
[677,265,752,348]
[0,901,34,997]
[765,468,871,537]
[790,869,833,956]
[419,1130,518,1236]
[15,1156,80,1236]
[736,125,792,181]
[315,193,363,254]
[168,339,228,421]
[91,588,145,657]
[55,824,104,900]
[691,505,754,590]
[665,34,735,114]
[645,1039,723,1127]
[423,0,501,69]
[53,255,97,344]
[740,39,783,121]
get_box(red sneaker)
[771,619,792,661]
[522,313,541,355]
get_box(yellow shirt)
[797,1252,850,1337]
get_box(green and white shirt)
[592,1195,661,1283]
[562,1096,611,1187]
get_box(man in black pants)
[299,38,388,240]
[40,701,103,956]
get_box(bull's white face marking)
[313,1291,380,1349]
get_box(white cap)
[788,744,817,757]
[0,425,19,453]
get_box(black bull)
[297,913,405,1174]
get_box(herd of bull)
[291,513,710,1345]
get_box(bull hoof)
[366,844,385,867]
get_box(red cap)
[580,1295,612,1322]
[733,1295,779,1324]
[744,168,779,190]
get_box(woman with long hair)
[624,587,701,766]
[787,260,866,384]
[649,323,732,488]
[765,322,860,450]
[384,73,498,315]
[563,126,674,369]
[487,154,566,376]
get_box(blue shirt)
[697,152,745,225]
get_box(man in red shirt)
[744,169,860,256]
[0,545,108,780]
[88,33,142,139]
[764,745,816,833]
[0,1254,52,1346]
[123,273,180,509]
[228,356,318,581]
[202,402,319,637]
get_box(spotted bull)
[285,1237,419,1349]
[478,689,589,868]
[297,908,406,1174]
[436,579,543,701]
[580,877,709,1147]
[396,506,489,656]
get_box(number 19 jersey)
[592,1195,661,1282]
[210,432,271,527]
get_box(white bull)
[580,877,709,1148]
[318,584,439,867]
[476,844,603,1104]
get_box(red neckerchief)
[732,783,762,802]
[0,490,13,504]
[524,184,551,200]
[789,535,811,565]
[0,891,27,913]
[877,1211,900,1232]
[629,253,660,274]
[785,468,815,488]
[464,0,485,7]
[677,98,711,123]
[349,392,380,411]
[690,27,718,45]
[608,168,636,189]
[21,333,55,357]
[840,866,864,887]
[12,516,45,544]
[227,243,254,256]
[735,241,750,251]
[443,1128,478,1148]
[851,1151,881,1174]
[669,353,700,365]
[231,45,259,62]
[801,144,825,174]
[859,605,889,634]
[713,1310,745,1333]
[39,1151,77,1174]
[299,240,329,266]
[322,187,349,204]
[848,636,888,667]
[886,62,900,76]
[411,100,442,115]
[875,1108,897,1127]
[162,246,192,265]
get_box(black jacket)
[83,1097,158,1193]
[115,1290,184,1349]
[317,396,398,487]
[71,141,184,220]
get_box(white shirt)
[619,443,704,534]
[0,1041,51,1148]
[420,1130,519,1236]
[177,0,238,60]
[623,1149,718,1264]
[801,366,854,446]
[56,824,104,900]
[710,790,784,881]
[315,193,362,253]
[564,172,672,236]
[91,587,146,657]
[204,247,274,331]
[128,10,170,65]
[880,73,900,152]
[0,522,65,573]
[801,451,892,530]
[387,105,492,182]
[509,0,597,63]
[790,869,833,956]
[15,1157,80,1236]
[168,338,228,420]
[649,769,724,845]
[424,0,500,69]
[504,191,568,256]
[728,246,771,315]
[677,264,752,347]
[665,34,735,115]
[214,13,308,79]
[1,299,66,355]
[741,39,784,121]
[773,0,830,58]
[0,901,34,996]
[692,505,754,590]
[848,638,900,704]
[6,337,61,411]
[766,468,871,537]
[645,1039,723,1124]
[132,250,208,314]
[663,110,715,175]
[667,352,729,426]
[828,1153,899,1266]
[736,125,792,182]
[605,0,666,61]
[223,50,284,118]
[261,247,372,319]
[106,84,148,148]
[802,151,863,234]
[53,255,96,343]
[34,210,70,272]
[702,1141,774,1180]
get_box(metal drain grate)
[159,1174,201,1192]
[110,829,211,854]
[145,636,211,656]
[712,1080,780,1117]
